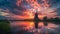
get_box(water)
[10,21,60,34]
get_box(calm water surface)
[10,21,60,34]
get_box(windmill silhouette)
[34,11,39,28]
[34,11,48,28]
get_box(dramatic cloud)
[0,0,60,20]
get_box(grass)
[0,20,11,34]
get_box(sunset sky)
[0,0,60,20]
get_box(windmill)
[34,11,39,28]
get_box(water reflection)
[10,21,60,34]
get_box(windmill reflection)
[34,12,48,28]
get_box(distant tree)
[54,17,59,20]
[43,16,47,20]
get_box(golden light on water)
[11,21,58,30]
[10,21,59,34]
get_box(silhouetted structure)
[34,12,39,28]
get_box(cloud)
[0,0,60,20]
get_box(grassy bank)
[0,20,11,34]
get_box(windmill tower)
[34,11,39,28]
